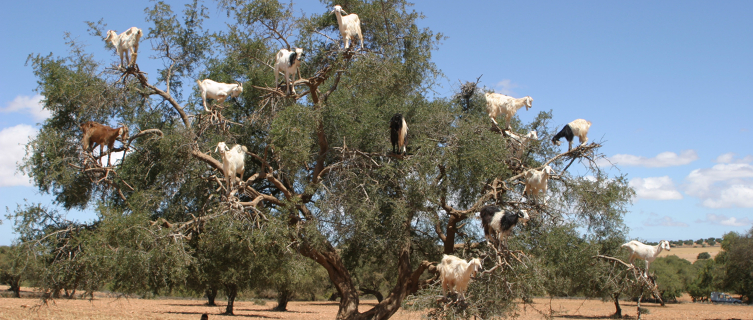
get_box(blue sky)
[1,0,752,245]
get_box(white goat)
[552,119,591,151]
[523,165,554,205]
[331,5,363,50]
[274,48,305,95]
[196,79,244,112]
[621,240,671,276]
[438,254,483,300]
[485,92,533,130]
[104,27,143,68]
[214,142,248,192]
[508,130,538,158]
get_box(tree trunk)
[206,287,217,306]
[8,276,21,298]
[443,214,460,254]
[612,292,622,318]
[223,283,238,315]
[360,288,384,303]
[299,219,419,320]
[274,289,293,311]
[637,291,643,320]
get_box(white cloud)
[494,79,520,96]
[1,94,50,121]
[629,176,683,200]
[714,152,753,164]
[684,155,753,208]
[0,124,38,187]
[607,150,698,167]
[695,214,752,227]
[643,215,688,227]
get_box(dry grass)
[1,290,751,320]
[658,244,722,263]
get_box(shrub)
[697,252,711,260]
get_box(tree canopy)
[10,0,639,318]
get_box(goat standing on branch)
[438,254,482,301]
[275,48,305,95]
[389,113,408,155]
[80,121,129,167]
[485,92,533,130]
[621,240,671,277]
[479,205,530,249]
[196,79,244,112]
[552,118,591,151]
[104,27,143,69]
[331,5,363,50]
[214,142,247,192]
[523,165,554,205]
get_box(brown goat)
[80,121,129,167]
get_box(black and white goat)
[389,113,408,155]
[551,119,591,151]
[479,205,530,249]
[274,48,305,95]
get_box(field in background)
[0,248,735,320]
[659,244,722,263]
[1,292,751,320]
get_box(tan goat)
[80,121,129,167]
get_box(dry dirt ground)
[1,290,750,320]
[658,245,721,263]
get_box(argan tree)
[13,0,634,319]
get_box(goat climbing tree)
[12,0,634,319]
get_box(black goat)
[390,113,408,155]
[479,205,530,249]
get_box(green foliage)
[697,252,711,260]
[0,245,25,297]
[651,256,694,301]
[719,228,753,302]
[687,259,720,302]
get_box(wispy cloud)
[643,215,688,227]
[695,214,752,227]
[606,150,698,168]
[494,79,520,96]
[684,154,753,208]
[629,176,683,200]
[1,94,50,121]
[714,152,753,164]
[0,124,37,187]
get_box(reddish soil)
[1,290,751,320]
